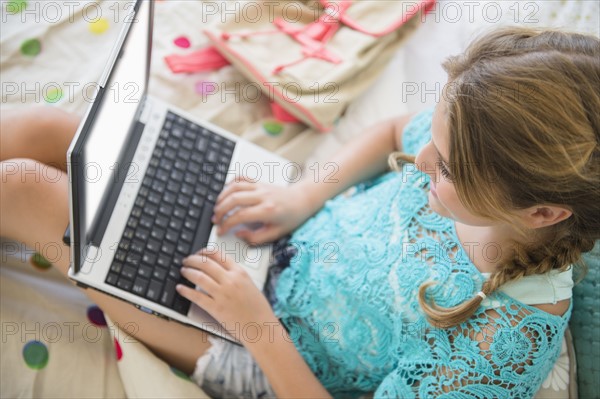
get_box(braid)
[419,228,596,329]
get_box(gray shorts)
[191,335,276,398]
[190,238,296,399]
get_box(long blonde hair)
[395,27,600,328]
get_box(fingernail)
[176,284,183,291]
[211,215,216,223]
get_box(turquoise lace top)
[274,109,571,398]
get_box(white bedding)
[1,1,597,397]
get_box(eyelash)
[438,156,451,179]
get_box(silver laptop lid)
[68,0,152,272]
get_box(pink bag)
[166,0,435,131]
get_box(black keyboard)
[105,112,236,315]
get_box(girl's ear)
[516,205,573,229]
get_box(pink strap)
[164,46,230,74]
[322,0,436,37]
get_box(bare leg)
[0,106,78,171]
[0,109,212,375]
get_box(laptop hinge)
[139,98,151,124]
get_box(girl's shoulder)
[483,267,573,318]
[402,107,435,155]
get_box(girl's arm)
[213,114,414,244]
[296,113,415,216]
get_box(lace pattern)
[274,109,570,398]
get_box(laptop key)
[160,279,177,307]
[181,229,194,243]
[184,219,197,232]
[115,249,127,262]
[191,203,215,252]
[188,207,201,219]
[177,242,191,255]
[130,240,144,254]
[152,267,167,280]
[147,239,161,253]
[157,255,170,268]
[140,216,153,230]
[156,216,169,229]
[138,264,153,279]
[173,295,191,315]
[173,206,186,219]
[147,280,162,302]
[122,265,137,280]
[169,218,183,231]
[117,277,133,291]
[161,242,175,256]
[151,228,166,241]
[168,266,181,280]
[132,276,149,296]
[134,228,150,242]
[142,253,156,265]
[165,229,178,243]
[110,262,123,274]
[166,181,181,193]
[106,273,119,286]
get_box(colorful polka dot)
[89,18,110,35]
[114,337,123,361]
[6,0,27,14]
[195,80,217,96]
[30,253,52,270]
[170,366,192,381]
[87,305,107,327]
[20,38,41,57]
[44,87,63,104]
[263,121,284,136]
[174,36,191,49]
[23,341,49,370]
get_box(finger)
[217,206,267,235]
[216,179,258,204]
[176,284,214,311]
[183,254,228,282]
[235,226,279,246]
[180,267,219,297]
[212,191,261,224]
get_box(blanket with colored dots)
[1,1,597,398]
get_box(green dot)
[23,341,49,370]
[263,121,284,136]
[44,87,63,103]
[6,0,27,14]
[30,253,52,270]
[170,366,191,381]
[20,38,41,57]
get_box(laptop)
[66,0,290,343]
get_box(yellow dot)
[89,18,109,35]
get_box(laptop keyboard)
[105,112,236,315]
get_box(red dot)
[174,36,191,48]
[114,338,122,361]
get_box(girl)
[1,27,598,398]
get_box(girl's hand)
[176,249,275,343]
[212,178,318,245]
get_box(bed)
[1,1,598,397]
